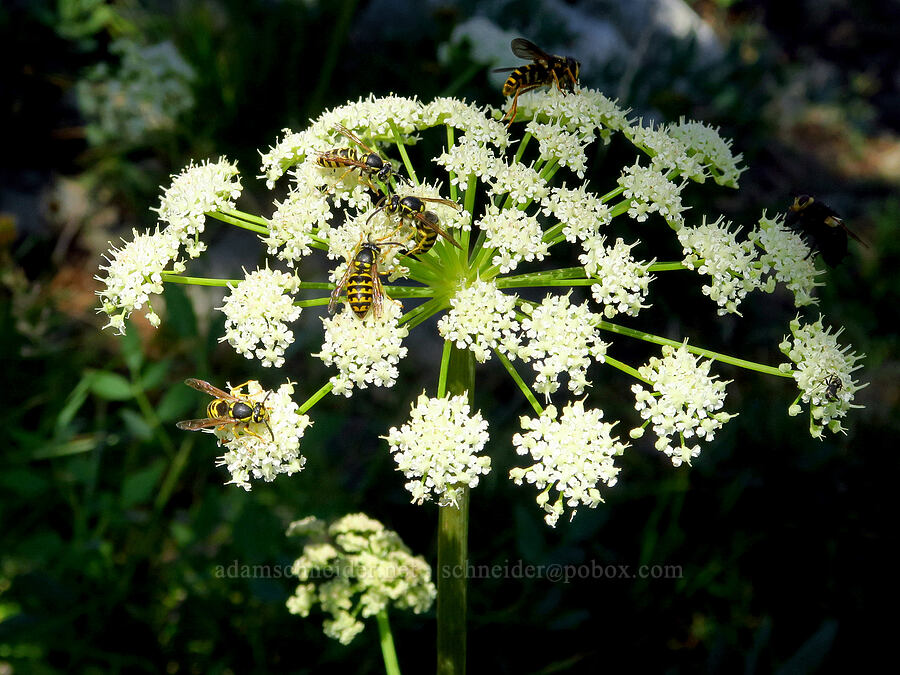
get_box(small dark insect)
[316,124,409,192]
[822,374,843,401]
[329,240,401,319]
[493,37,581,126]
[366,193,463,252]
[785,195,867,267]
[176,378,274,441]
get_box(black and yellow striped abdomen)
[206,398,252,421]
[316,147,359,170]
[347,258,376,318]
[502,63,551,96]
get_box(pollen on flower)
[477,205,548,273]
[678,215,765,316]
[525,121,593,178]
[779,315,866,438]
[317,94,424,142]
[316,299,409,397]
[749,212,823,307]
[259,127,324,188]
[517,293,608,399]
[212,380,311,490]
[96,227,184,334]
[262,167,332,266]
[286,513,435,645]
[579,236,654,318]
[437,279,520,362]
[618,160,688,229]
[384,392,491,507]
[510,401,627,527]
[434,137,500,187]
[218,266,302,368]
[154,157,242,256]
[667,118,745,188]
[487,159,549,205]
[631,343,734,467]
[539,184,611,242]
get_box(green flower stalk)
[96,86,866,670]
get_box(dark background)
[1,0,897,672]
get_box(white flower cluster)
[526,121,593,178]
[667,118,745,188]
[539,184,611,242]
[286,513,435,645]
[261,165,333,265]
[618,160,688,229]
[631,343,734,467]
[779,315,865,438]
[76,39,195,146]
[385,393,491,506]
[517,294,608,398]
[510,401,626,527]
[317,300,409,397]
[434,137,499,186]
[487,159,549,205]
[155,157,243,257]
[477,206,548,273]
[749,212,823,307]
[515,87,630,142]
[625,119,706,182]
[212,380,311,490]
[219,267,302,368]
[422,97,509,147]
[678,216,767,316]
[96,228,183,333]
[579,237,654,318]
[437,279,520,362]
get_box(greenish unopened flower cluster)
[96,84,865,526]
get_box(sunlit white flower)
[317,299,409,397]
[317,94,424,140]
[667,118,745,188]
[422,96,509,147]
[510,401,627,527]
[631,343,734,467]
[155,158,242,257]
[517,293,608,398]
[749,212,823,307]
[259,126,325,188]
[625,119,706,181]
[434,137,500,186]
[212,380,310,490]
[287,513,435,645]
[437,279,520,362]
[525,121,593,178]
[779,315,866,438]
[539,183,611,242]
[618,160,688,229]
[678,215,765,315]
[515,87,629,142]
[262,167,332,265]
[385,392,491,506]
[487,159,549,205]
[579,237,654,318]
[96,227,183,333]
[477,205,548,273]
[219,266,301,368]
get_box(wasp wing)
[184,378,239,401]
[511,38,553,62]
[333,123,379,156]
[413,211,461,250]
[176,417,235,431]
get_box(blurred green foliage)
[1,0,897,672]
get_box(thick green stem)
[437,345,473,675]
[389,120,418,185]
[376,610,402,675]
[207,210,269,235]
[162,274,238,287]
[298,381,334,415]
[495,349,543,416]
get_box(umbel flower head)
[98,82,864,519]
[286,513,436,645]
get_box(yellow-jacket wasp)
[176,378,273,441]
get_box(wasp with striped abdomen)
[328,239,403,319]
[316,124,409,192]
[366,193,462,253]
[494,38,581,126]
[176,378,274,441]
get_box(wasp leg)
[503,84,542,128]
[229,380,255,396]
